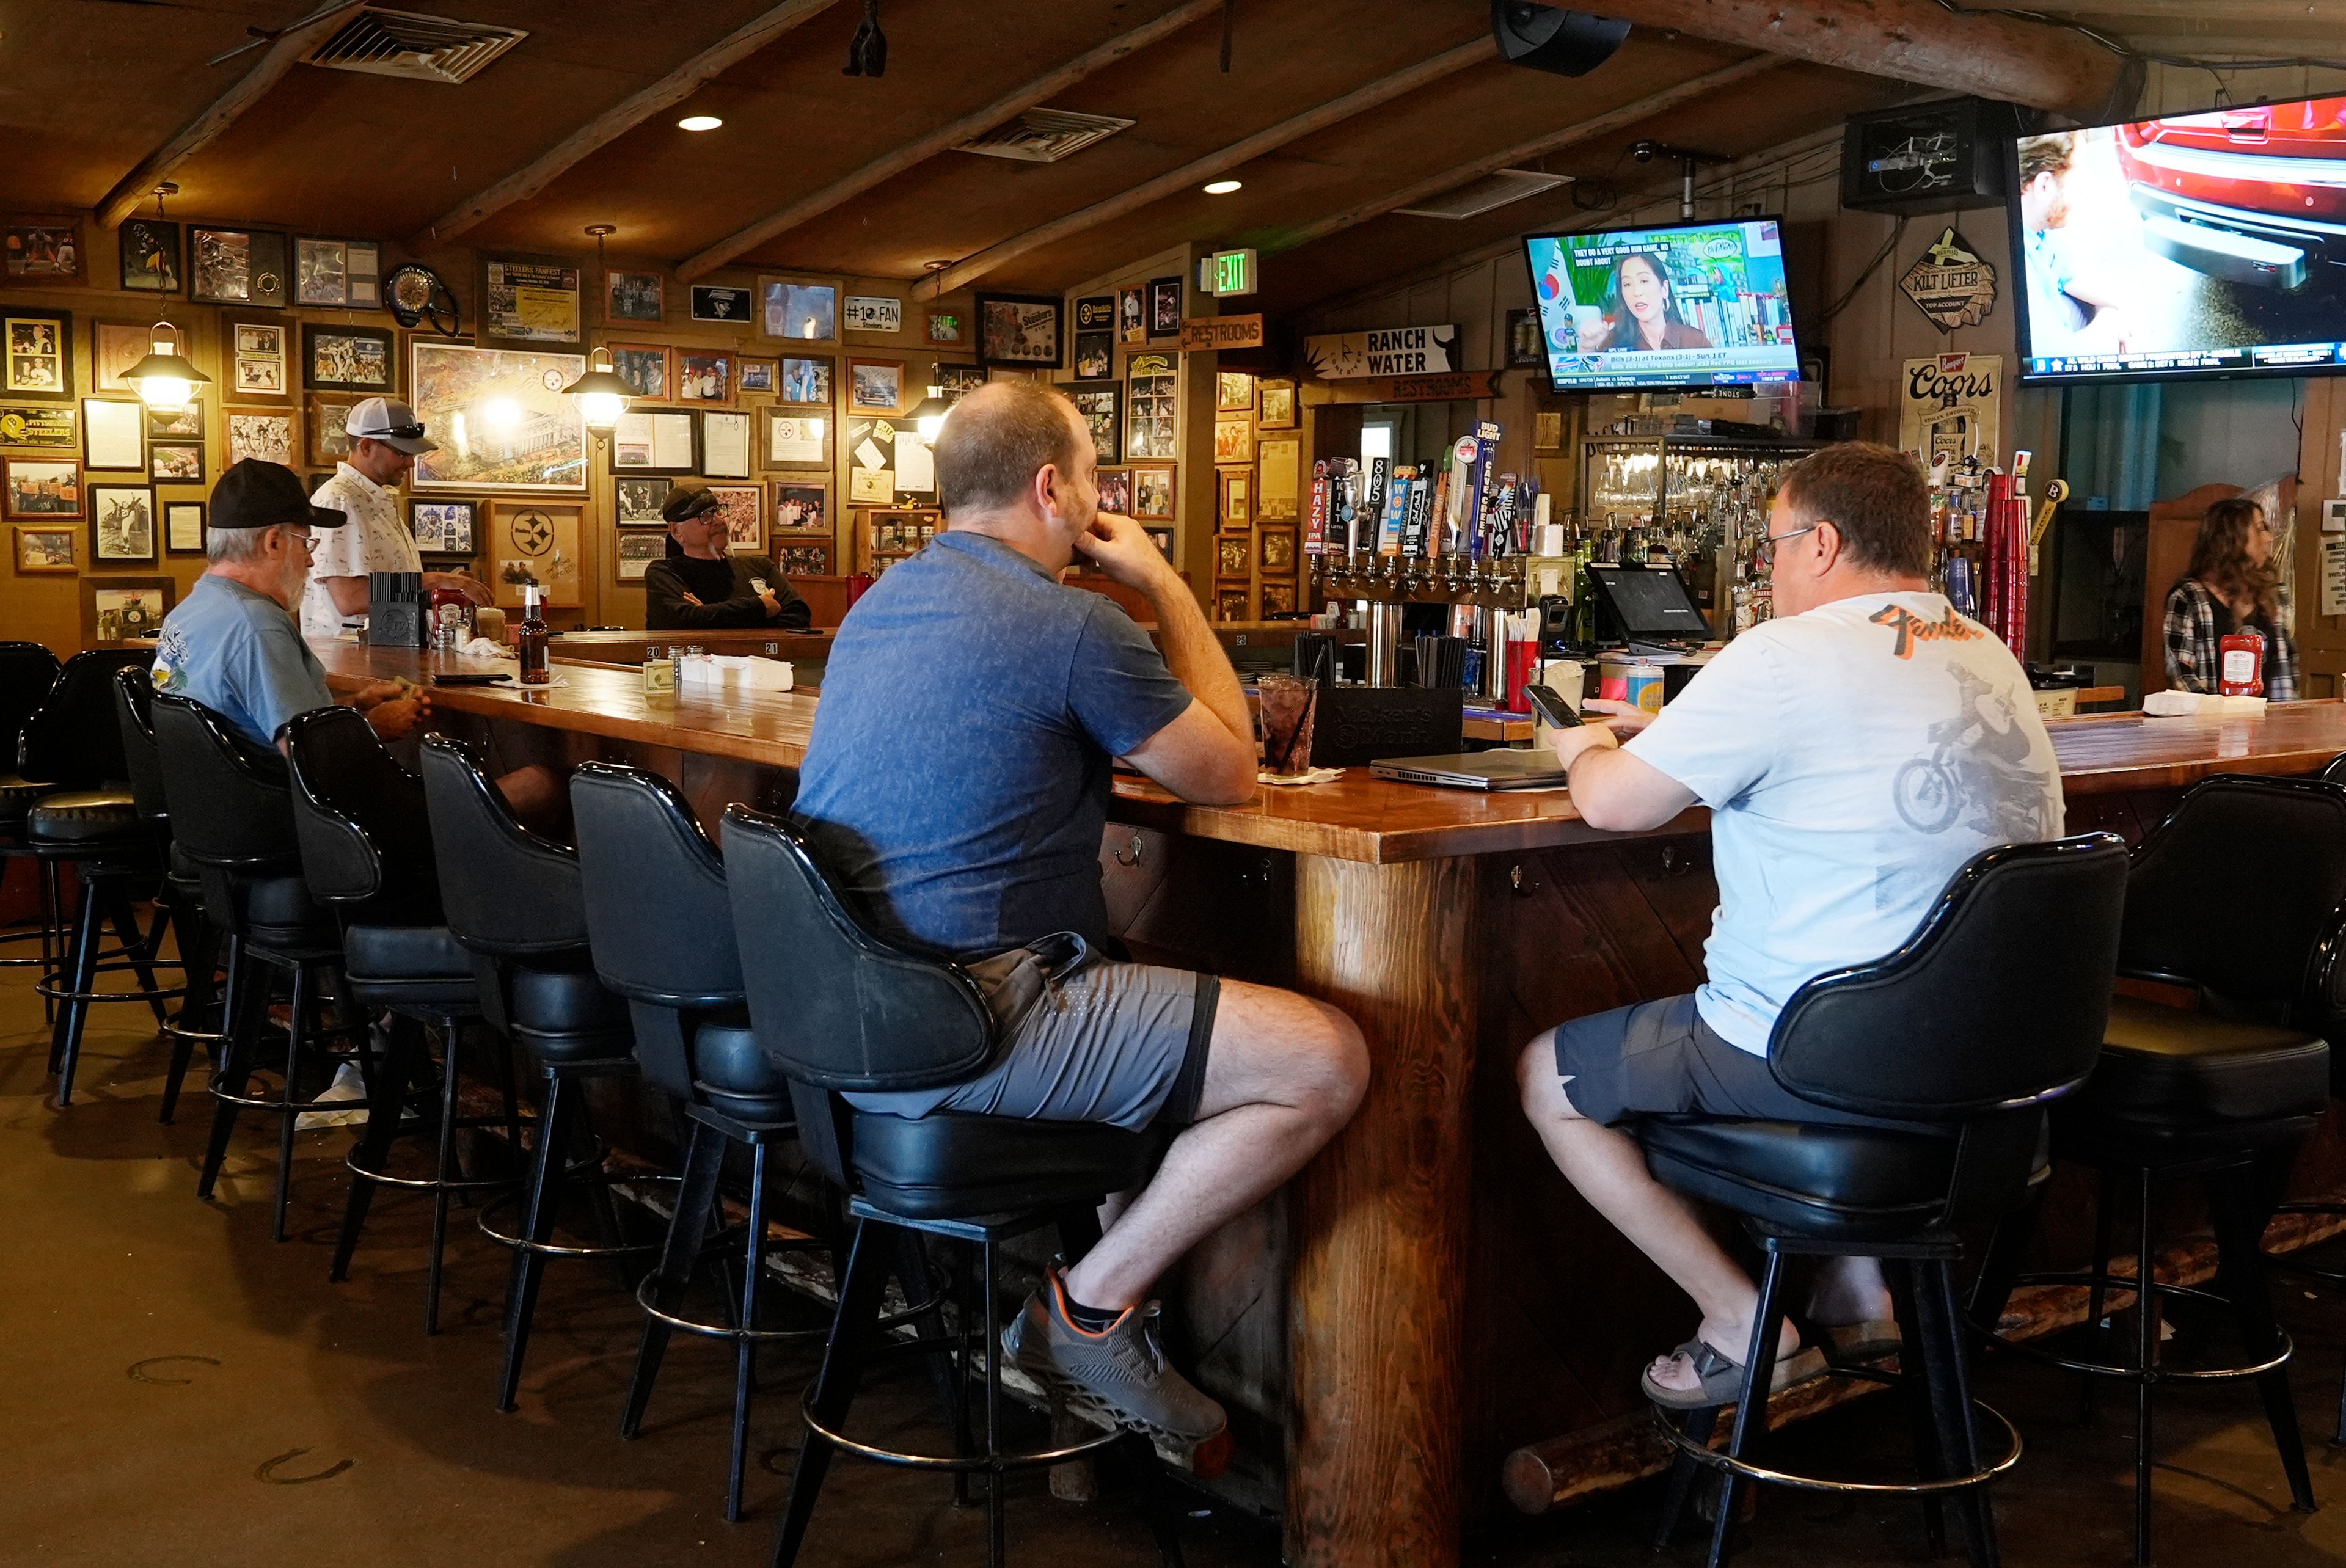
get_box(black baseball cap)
[211,459,348,531]
[662,480,722,524]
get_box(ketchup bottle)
[2218,626,2267,698]
[516,583,550,686]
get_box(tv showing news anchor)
[1522,217,1803,392]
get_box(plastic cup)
[1258,674,1318,778]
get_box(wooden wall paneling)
[2293,377,2346,697]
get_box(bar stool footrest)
[800,1338,1132,1473]
[1648,1375,2023,1497]
[1977,1268,2293,1381]
[632,1255,833,1344]
[477,1172,681,1258]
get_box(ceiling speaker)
[1490,2,1630,78]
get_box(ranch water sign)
[1305,324,1459,379]
[1899,352,2003,470]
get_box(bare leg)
[493,765,567,838]
[1808,1255,1895,1326]
[1062,979,1367,1311]
[1516,1030,1796,1395]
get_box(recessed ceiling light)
[1202,179,1243,195]
[678,114,723,132]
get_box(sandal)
[1640,1336,1829,1412]
[1821,1318,1903,1365]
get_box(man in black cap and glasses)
[154,458,425,751]
[643,479,811,631]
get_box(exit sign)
[1199,247,1257,297]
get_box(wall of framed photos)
[0,214,992,652]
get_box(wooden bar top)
[313,638,2346,865]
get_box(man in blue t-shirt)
[153,459,425,751]
[795,382,1367,1448]
[1519,442,2061,1410]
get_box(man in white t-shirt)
[1518,441,2063,1408]
[303,397,490,638]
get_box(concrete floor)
[12,955,2346,1567]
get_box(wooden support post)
[1288,854,1478,1568]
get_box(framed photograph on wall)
[707,483,765,555]
[1262,580,1296,615]
[306,394,363,469]
[779,357,831,405]
[846,358,902,415]
[1117,287,1145,345]
[1213,418,1252,466]
[606,269,665,324]
[1218,467,1251,531]
[409,343,587,494]
[615,528,666,582]
[1126,352,1176,461]
[1069,385,1120,462]
[770,481,828,534]
[1073,332,1113,381]
[480,253,582,348]
[762,408,829,470]
[1257,436,1301,520]
[1130,462,1175,521]
[411,498,478,554]
[1215,586,1249,622]
[1257,378,1296,429]
[296,237,381,308]
[1216,371,1255,414]
[191,227,288,308]
[690,285,754,324]
[936,362,985,400]
[1143,525,1173,563]
[607,343,671,401]
[149,442,205,485]
[82,398,144,471]
[5,217,82,284]
[14,523,76,572]
[302,324,396,392]
[737,358,778,395]
[975,294,1062,368]
[926,312,962,345]
[759,274,839,346]
[164,500,206,555]
[1260,526,1296,574]
[120,219,181,293]
[4,458,80,519]
[487,499,582,607]
[88,483,155,563]
[92,320,153,393]
[82,574,174,643]
[676,350,733,405]
[1095,468,1130,515]
[1149,277,1183,337]
[614,476,668,525]
[1217,531,1251,576]
[147,399,202,439]
[225,318,291,402]
[611,409,698,474]
[3,307,73,402]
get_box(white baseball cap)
[344,396,439,455]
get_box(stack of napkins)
[679,654,793,693]
[2143,690,2266,718]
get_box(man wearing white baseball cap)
[302,395,491,638]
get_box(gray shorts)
[844,961,1219,1132]
[1552,994,1912,1129]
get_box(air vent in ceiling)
[957,108,1138,164]
[1395,167,1574,220]
[303,7,527,86]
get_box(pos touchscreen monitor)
[1522,217,1803,392]
[2011,93,2346,384]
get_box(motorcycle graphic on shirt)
[1893,667,2057,839]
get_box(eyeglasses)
[1765,522,1821,547]
[280,530,318,554]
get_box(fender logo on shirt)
[1869,602,1985,660]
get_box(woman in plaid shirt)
[2163,496,2297,699]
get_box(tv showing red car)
[2011,92,2346,384]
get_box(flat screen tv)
[2011,92,2346,384]
[1522,217,1802,392]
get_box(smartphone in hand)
[1526,684,1582,729]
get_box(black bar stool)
[0,640,65,998]
[112,666,223,1123]
[284,706,520,1334]
[153,693,370,1241]
[417,734,659,1410]
[722,805,1186,1568]
[1639,833,2130,1568]
[25,650,180,1103]
[571,761,839,1521]
[1970,776,2341,1567]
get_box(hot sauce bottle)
[2219,625,2267,698]
[517,583,550,686]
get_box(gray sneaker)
[1002,1276,1227,1446]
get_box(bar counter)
[313,635,2346,1567]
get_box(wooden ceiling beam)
[1525,0,2124,116]
[409,0,844,249]
[912,36,1499,302]
[2011,0,2345,19]
[677,0,1222,283]
[1264,54,1785,258]
[95,2,367,227]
